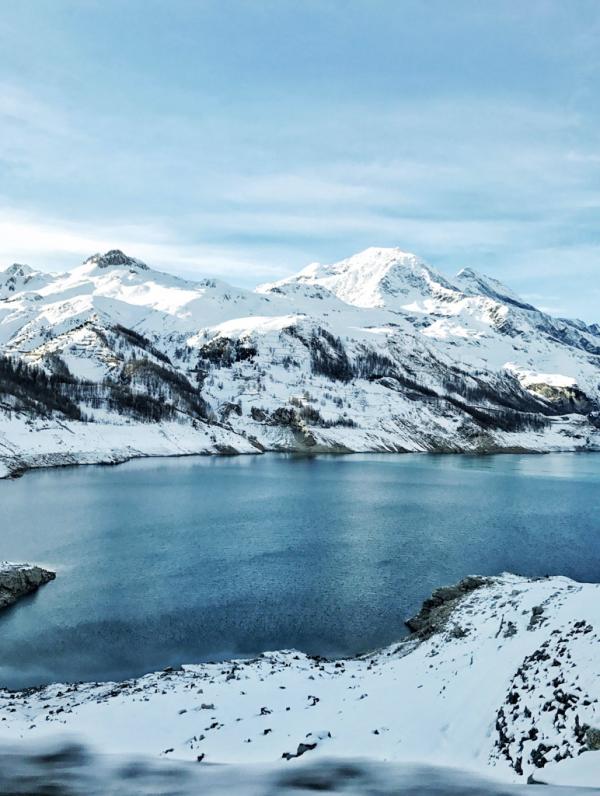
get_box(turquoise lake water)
[1,452,599,688]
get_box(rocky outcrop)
[0,563,56,610]
[405,575,491,638]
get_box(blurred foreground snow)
[0,740,598,795]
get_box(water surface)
[1,453,599,688]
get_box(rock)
[449,624,469,639]
[405,576,491,639]
[0,563,56,611]
[527,772,546,785]
[296,742,317,756]
[585,726,600,751]
[528,605,545,630]
[282,741,318,761]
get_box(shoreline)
[3,442,600,482]
[0,573,483,696]
[1,572,599,787]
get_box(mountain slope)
[1,247,599,475]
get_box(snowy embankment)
[0,412,259,478]
[1,409,598,481]
[0,563,55,610]
[1,573,598,788]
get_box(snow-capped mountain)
[1,247,599,476]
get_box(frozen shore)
[0,573,598,787]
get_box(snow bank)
[0,412,259,479]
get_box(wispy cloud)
[0,208,298,284]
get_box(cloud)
[0,208,293,284]
[0,82,69,136]
[1,79,599,318]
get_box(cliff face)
[0,563,56,610]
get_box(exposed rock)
[0,563,56,611]
[84,250,148,270]
[405,576,491,638]
[282,741,317,760]
[585,727,600,751]
[492,619,600,773]
[527,605,545,630]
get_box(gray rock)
[405,576,491,639]
[585,726,600,751]
[0,563,56,611]
[527,605,545,630]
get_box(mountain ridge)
[1,246,599,476]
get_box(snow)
[1,742,596,794]
[506,364,578,390]
[541,753,600,787]
[261,247,458,311]
[1,573,598,788]
[455,267,534,309]
[0,411,258,478]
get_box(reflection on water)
[0,453,599,688]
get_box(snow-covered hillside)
[1,574,599,788]
[1,247,599,475]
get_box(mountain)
[1,247,599,476]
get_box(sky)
[1,1,599,320]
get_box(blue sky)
[1,1,599,320]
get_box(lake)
[1,452,599,689]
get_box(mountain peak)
[352,245,421,261]
[455,267,535,311]
[3,263,35,278]
[83,250,148,271]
